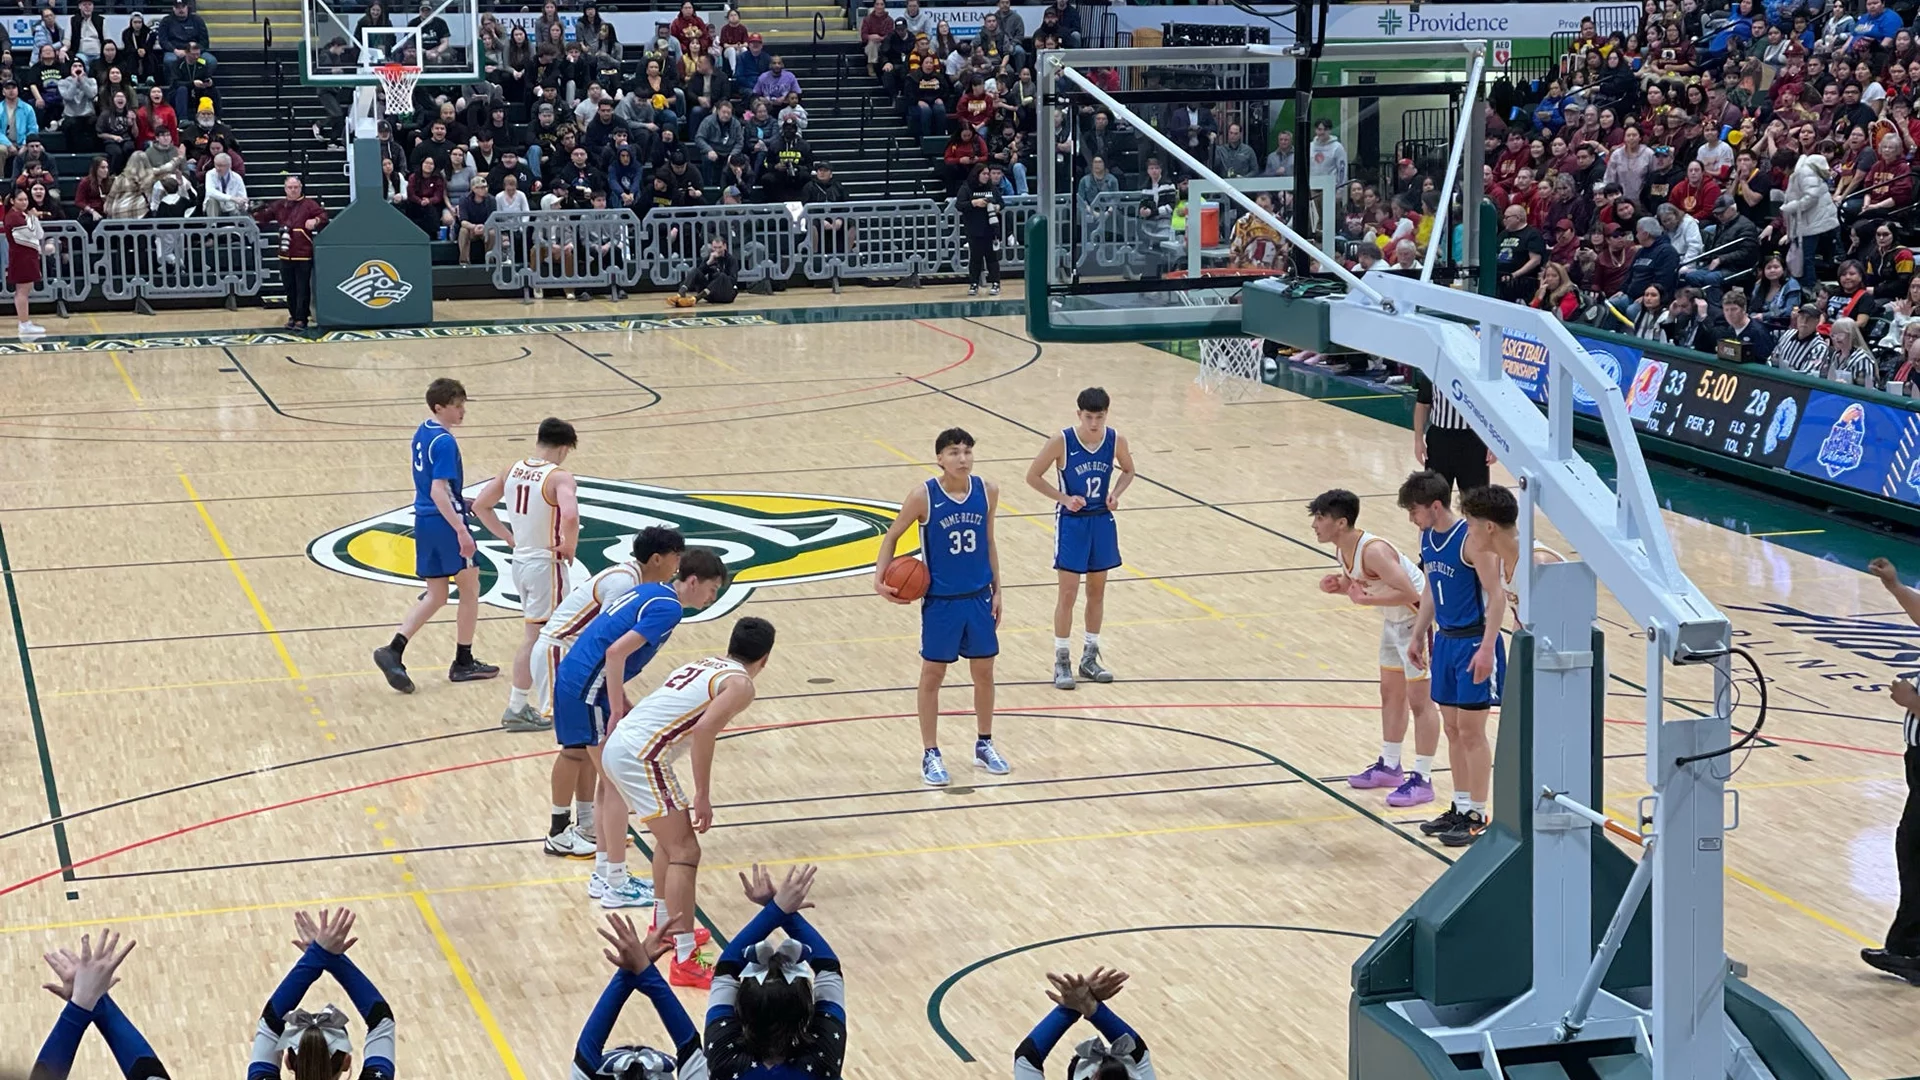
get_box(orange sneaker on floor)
[668,294,698,308]
[669,952,714,989]
[647,917,711,950]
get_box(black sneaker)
[1419,807,1464,836]
[1438,809,1487,848]
[448,657,501,682]
[1862,948,1920,985]
[373,646,415,693]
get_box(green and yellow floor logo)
[308,477,918,621]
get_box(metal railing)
[17,220,95,312]
[95,218,269,313]
[487,208,644,297]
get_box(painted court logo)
[336,260,415,309]
[308,478,915,622]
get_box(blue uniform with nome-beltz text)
[1421,519,1505,709]
[920,475,997,663]
[552,582,683,747]
[410,418,471,580]
[1054,426,1122,575]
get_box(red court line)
[0,700,1365,898]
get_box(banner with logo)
[1111,3,1596,41]
[5,14,135,52]
[1785,392,1920,507]
[1495,327,1640,420]
[314,143,433,328]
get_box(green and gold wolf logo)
[308,477,919,622]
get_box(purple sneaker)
[1348,759,1405,789]
[1386,772,1435,808]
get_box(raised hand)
[739,863,776,905]
[293,909,359,955]
[1046,971,1097,1017]
[70,930,135,1011]
[598,912,674,972]
[1086,966,1130,1002]
[773,863,817,914]
[40,947,79,1001]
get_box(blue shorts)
[413,513,471,580]
[1054,510,1121,575]
[921,588,998,663]
[1430,631,1505,710]
[553,686,608,748]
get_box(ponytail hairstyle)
[733,939,818,1065]
[280,1006,352,1080]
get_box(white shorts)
[512,554,567,623]
[601,738,687,823]
[1380,615,1429,682]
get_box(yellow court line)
[177,470,306,684]
[1600,807,1879,947]
[657,331,742,373]
[412,891,528,1079]
[110,353,142,402]
[0,811,1363,936]
[1749,528,1826,539]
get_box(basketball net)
[1178,289,1265,400]
[373,63,421,115]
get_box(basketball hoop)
[1172,268,1278,400]
[372,63,421,114]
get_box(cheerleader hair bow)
[1068,1033,1139,1080]
[739,937,815,985]
[276,1004,353,1055]
[596,1044,677,1080]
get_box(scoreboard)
[1498,327,1920,512]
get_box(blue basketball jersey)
[923,475,992,597]
[1059,426,1116,514]
[1420,519,1487,631]
[411,419,466,516]
[557,582,683,698]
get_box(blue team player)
[559,547,729,909]
[1399,470,1505,849]
[875,427,1011,786]
[1025,386,1135,691]
[373,377,499,692]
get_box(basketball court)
[0,286,1915,1076]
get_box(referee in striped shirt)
[1865,556,1920,986]
[1411,370,1493,498]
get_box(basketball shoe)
[974,738,1010,775]
[1053,648,1076,690]
[670,952,714,989]
[449,656,501,682]
[1386,773,1435,808]
[921,748,950,786]
[1420,806,1466,835]
[1078,646,1114,684]
[544,825,595,857]
[599,875,657,909]
[372,646,414,694]
[1437,809,1487,848]
[501,703,549,732]
[1348,759,1405,789]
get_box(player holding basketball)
[875,427,1011,786]
[557,547,728,908]
[536,527,689,859]
[470,417,581,733]
[372,378,499,692]
[1307,488,1441,808]
[601,615,777,989]
[1026,387,1136,690]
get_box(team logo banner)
[337,260,416,309]
[309,477,918,622]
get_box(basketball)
[882,555,930,601]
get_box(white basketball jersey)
[1503,541,1568,614]
[505,458,563,559]
[546,560,642,641]
[614,656,748,764]
[1340,531,1426,618]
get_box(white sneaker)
[587,870,608,899]
[17,321,44,337]
[599,875,656,909]
[543,825,595,858]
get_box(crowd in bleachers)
[1468,0,1920,391]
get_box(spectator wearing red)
[942,120,987,195]
[1494,128,1530,187]
[1858,221,1916,298]
[1860,131,1914,218]
[954,73,994,131]
[1532,261,1580,320]
[1508,167,1550,228]
[134,83,175,148]
[252,175,327,330]
[861,0,893,75]
[668,1,715,63]
[1670,160,1721,221]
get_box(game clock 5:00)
[1619,352,1809,469]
